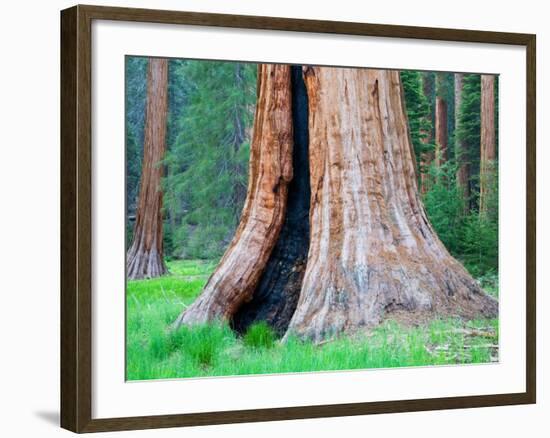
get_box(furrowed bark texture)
[126,58,168,280]
[480,74,496,214]
[454,73,470,213]
[232,66,311,336]
[172,64,293,327]
[285,68,498,342]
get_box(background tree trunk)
[285,68,497,342]
[420,73,434,193]
[435,94,448,167]
[172,64,293,326]
[126,58,169,280]
[480,74,496,214]
[455,73,470,213]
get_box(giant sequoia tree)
[173,65,497,341]
[126,58,169,279]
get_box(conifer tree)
[163,61,257,259]
[125,57,148,238]
[480,75,496,214]
[400,70,433,182]
[456,74,481,211]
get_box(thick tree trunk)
[232,66,310,336]
[454,73,470,213]
[480,74,496,214]
[285,68,497,342]
[126,58,169,280]
[172,64,293,326]
[434,95,448,167]
[173,65,497,342]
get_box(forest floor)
[126,260,499,381]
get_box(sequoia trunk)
[173,65,497,342]
[126,58,169,280]
[285,68,497,341]
[232,66,310,336]
[455,73,470,213]
[172,64,293,326]
[480,74,496,214]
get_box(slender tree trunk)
[126,58,169,280]
[480,74,496,214]
[172,64,293,326]
[454,73,470,213]
[420,73,434,193]
[435,94,448,167]
[173,66,497,341]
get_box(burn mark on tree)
[232,65,311,336]
[284,68,497,342]
[171,64,293,328]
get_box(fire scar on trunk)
[172,65,498,342]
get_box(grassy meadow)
[126,260,499,381]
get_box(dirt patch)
[382,309,439,328]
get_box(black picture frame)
[61,4,536,433]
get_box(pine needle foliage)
[163,61,257,259]
[401,70,434,174]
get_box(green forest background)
[126,58,498,281]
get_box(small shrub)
[243,322,276,350]
[423,161,465,255]
[422,160,498,278]
[460,214,498,277]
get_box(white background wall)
[0,0,546,437]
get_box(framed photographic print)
[60,4,536,433]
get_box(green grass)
[243,321,277,350]
[126,259,499,381]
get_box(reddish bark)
[285,68,496,341]
[435,95,448,167]
[173,65,497,342]
[127,58,168,280]
[172,64,293,327]
[420,73,434,193]
[232,66,311,336]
